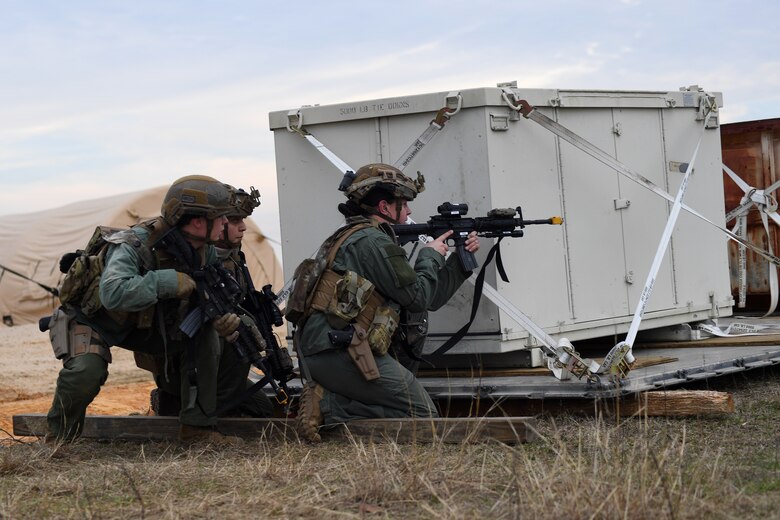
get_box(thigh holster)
[49,308,111,364]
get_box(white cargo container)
[269,84,733,367]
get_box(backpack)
[58,226,153,317]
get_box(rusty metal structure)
[721,118,780,310]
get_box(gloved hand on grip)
[240,314,267,350]
[213,313,241,341]
[175,272,197,299]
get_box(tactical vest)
[142,218,206,338]
[218,247,249,303]
[68,219,198,344]
[288,218,400,356]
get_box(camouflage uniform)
[148,185,275,419]
[47,222,224,440]
[298,218,470,424]
[46,175,237,442]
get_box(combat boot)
[178,424,244,447]
[296,382,325,442]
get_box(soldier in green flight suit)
[45,175,244,446]
[213,185,277,418]
[292,163,480,441]
[147,185,276,419]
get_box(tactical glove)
[175,272,197,299]
[213,313,241,338]
[240,314,267,350]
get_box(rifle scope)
[437,202,468,215]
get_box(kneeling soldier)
[45,175,244,446]
[289,164,479,441]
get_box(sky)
[2,0,779,264]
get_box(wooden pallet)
[12,414,537,444]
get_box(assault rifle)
[156,228,292,406]
[392,202,563,271]
[237,259,296,394]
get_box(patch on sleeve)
[382,243,416,287]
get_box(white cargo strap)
[722,163,780,315]
[477,282,600,381]
[286,109,354,176]
[695,321,771,337]
[278,102,599,381]
[623,115,709,350]
[392,92,462,171]
[511,99,780,270]
[505,95,722,378]
[597,140,703,379]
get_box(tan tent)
[0,186,282,326]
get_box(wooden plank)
[327,417,536,444]
[13,414,295,441]
[604,390,734,417]
[13,414,536,444]
[436,390,735,418]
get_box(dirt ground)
[0,323,154,436]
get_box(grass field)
[2,366,780,519]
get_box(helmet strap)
[222,221,229,246]
[395,199,405,223]
[369,198,404,225]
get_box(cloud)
[3,0,780,227]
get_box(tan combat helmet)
[225,185,261,218]
[344,163,425,208]
[161,175,233,226]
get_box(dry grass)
[2,368,780,519]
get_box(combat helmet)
[161,175,233,226]
[342,163,425,207]
[225,185,261,218]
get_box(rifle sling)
[431,238,508,357]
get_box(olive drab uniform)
[217,248,275,417]
[294,216,471,424]
[46,219,225,440]
[149,246,275,418]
